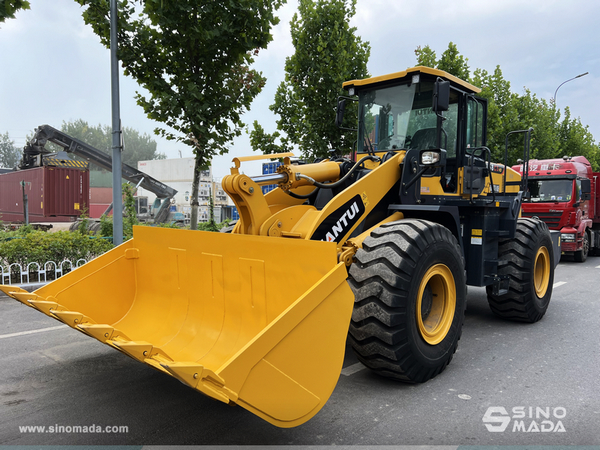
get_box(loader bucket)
[0,226,354,427]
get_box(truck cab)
[513,156,600,261]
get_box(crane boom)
[21,124,177,223]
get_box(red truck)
[512,156,600,262]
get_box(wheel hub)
[416,264,456,346]
[534,246,550,298]
[421,286,433,320]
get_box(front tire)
[486,218,554,322]
[348,219,466,383]
[574,230,589,262]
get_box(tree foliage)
[121,182,139,240]
[0,0,29,24]
[250,0,370,160]
[416,43,600,170]
[76,0,284,229]
[0,131,21,168]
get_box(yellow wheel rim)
[534,246,550,298]
[416,264,456,345]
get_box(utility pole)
[20,180,29,225]
[110,0,123,245]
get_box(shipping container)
[90,187,113,204]
[89,204,111,218]
[0,166,89,222]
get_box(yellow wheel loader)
[1,66,560,428]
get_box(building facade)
[137,157,229,222]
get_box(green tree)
[512,89,561,161]
[0,0,29,24]
[416,43,600,170]
[415,42,469,80]
[76,0,283,229]
[122,182,139,239]
[251,0,370,160]
[0,131,21,168]
[471,66,520,163]
[437,42,470,80]
[558,108,600,168]
[414,45,437,68]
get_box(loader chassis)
[0,66,557,428]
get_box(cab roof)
[343,66,481,94]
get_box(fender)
[577,218,593,236]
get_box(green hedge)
[0,228,114,269]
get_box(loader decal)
[311,194,365,243]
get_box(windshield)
[357,81,458,156]
[526,179,574,202]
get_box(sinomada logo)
[482,406,566,433]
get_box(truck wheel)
[348,219,466,383]
[573,230,589,262]
[590,228,600,256]
[486,218,554,322]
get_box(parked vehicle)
[513,156,600,261]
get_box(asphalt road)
[0,256,599,446]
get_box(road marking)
[596,265,600,269]
[553,281,567,288]
[341,362,366,376]
[0,325,68,340]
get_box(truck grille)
[521,211,563,228]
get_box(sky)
[1,0,598,181]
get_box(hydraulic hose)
[295,155,380,189]
[286,187,320,200]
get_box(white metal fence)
[1,259,88,286]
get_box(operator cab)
[343,67,487,194]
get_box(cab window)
[358,81,459,157]
[466,98,484,150]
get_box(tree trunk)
[190,155,202,230]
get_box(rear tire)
[486,218,554,322]
[348,219,466,383]
[573,230,589,262]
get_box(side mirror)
[581,178,591,194]
[335,99,347,128]
[432,80,450,112]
